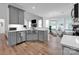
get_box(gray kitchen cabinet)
[27,30,38,41]
[38,31,44,41]
[16,32,22,43]
[9,5,24,24]
[16,31,26,43]
[18,9,24,24]
[27,30,33,40]
[25,31,27,41]
[43,31,48,41]
[32,30,38,40]
[9,6,19,24]
[8,29,48,46]
[21,31,26,41]
[8,32,17,46]
[8,31,26,46]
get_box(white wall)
[0,19,5,33]
[42,19,46,28]
[24,12,43,28]
[0,3,9,34]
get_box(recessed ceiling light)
[32,6,36,10]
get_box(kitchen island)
[61,35,79,55]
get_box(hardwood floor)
[0,34,62,55]
[0,34,48,55]
[48,34,63,55]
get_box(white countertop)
[9,28,48,32]
[8,24,48,32]
[61,35,79,50]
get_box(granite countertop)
[8,27,48,32]
[61,35,79,50]
[8,24,48,32]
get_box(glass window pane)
[25,20,27,26]
[38,20,42,27]
[46,20,49,28]
[49,20,56,29]
[29,21,31,28]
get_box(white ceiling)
[18,3,74,18]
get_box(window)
[49,20,57,30]
[65,18,73,31]
[38,20,42,27]
[46,20,49,28]
[29,21,31,28]
[25,20,27,26]
[65,23,73,30]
